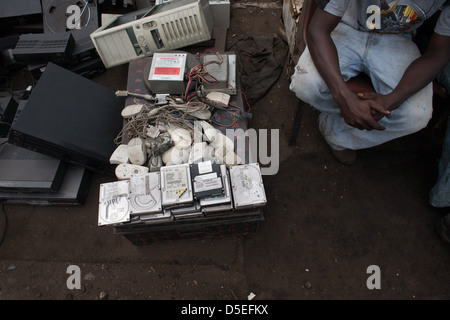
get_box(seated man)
[290,0,450,165]
[430,64,450,244]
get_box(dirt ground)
[0,0,449,302]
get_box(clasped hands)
[339,91,394,131]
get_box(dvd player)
[8,63,125,175]
[0,164,92,206]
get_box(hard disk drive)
[230,163,267,210]
[170,201,203,220]
[129,172,162,215]
[139,210,172,223]
[98,180,131,226]
[161,163,193,208]
[190,160,223,199]
[200,164,232,208]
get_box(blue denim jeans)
[290,23,433,150]
[430,116,450,208]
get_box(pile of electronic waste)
[0,0,267,240]
[1,0,230,78]
[98,49,267,232]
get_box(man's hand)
[357,92,395,121]
[336,91,391,131]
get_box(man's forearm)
[308,32,355,105]
[386,33,450,111]
[307,18,354,106]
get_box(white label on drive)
[197,160,213,175]
[194,177,222,193]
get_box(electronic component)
[168,127,192,149]
[200,164,231,208]
[121,104,145,118]
[42,0,99,42]
[146,53,187,94]
[115,163,149,180]
[214,146,242,168]
[203,53,228,90]
[201,53,236,95]
[98,180,131,226]
[90,0,214,68]
[155,0,230,29]
[170,201,202,219]
[201,166,233,214]
[129,172,163,215]
[190,160,223,199]
[162,146,191,166]
[0,94,18,137]
[11,33,75,64]
[188,142,214,164]
[138,210,172,223]
[0,138,67,193]
[210,132,242,168]
[0,0,42,18]
[128,138,148,166]
[208,0,230,29]
[205,92,230,109]
[0,165,91,206]
[230,163,267,210]
[202,202,233,214]
[8,63,124,175]
[146,125,160,139]
[148,154,163,172]
[160,163,193,208]
[110,144,129,164]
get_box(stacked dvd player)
[98,161,266,244]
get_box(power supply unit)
[146,52,187,94]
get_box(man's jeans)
[290,22,433,150]
[430,64,450,208]
[430,116,450,207]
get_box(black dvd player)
[0,164,92,206]
[8,63,125,174]
[0,138,66,192]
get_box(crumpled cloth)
[229,35,288,105]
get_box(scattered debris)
[99,291,108,300]
[84,273,95,281]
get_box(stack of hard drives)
[98,161,267,243]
